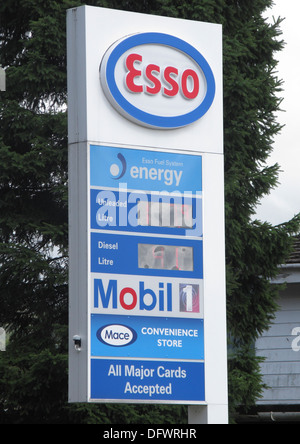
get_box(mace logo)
[110,153,127,180]
[97,324,137,347]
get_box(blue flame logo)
[110,153,127,180]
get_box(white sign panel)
[67,6,223,153]
[100,32,216,129]
[68,6,227,424]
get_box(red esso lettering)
[125,53,199,100]
[181,69,199,100]
[125,53,143,93]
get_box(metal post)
[0,328,6,351]
[0,67,6,91]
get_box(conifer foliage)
[0,0,299,423]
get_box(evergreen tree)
[0,0,299,423]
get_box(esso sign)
[100,33,216,129]
[125,53,200,100]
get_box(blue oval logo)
[100,33,216,129]
[97,324,137,347]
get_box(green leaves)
[0,0,70,424]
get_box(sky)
[254,0,300,225]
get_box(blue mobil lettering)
[94,279,172,312]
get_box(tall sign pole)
[0,67,6,92]
[67,6,227,424]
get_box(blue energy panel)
[90,145,202,194]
